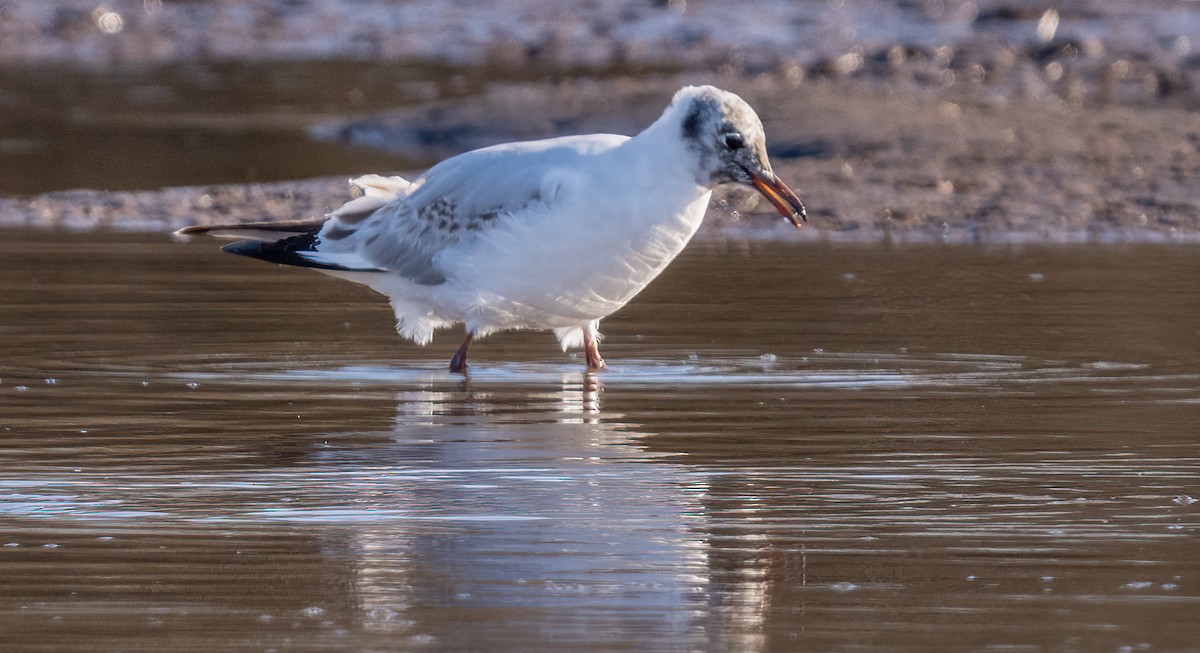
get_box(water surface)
[0,62,494,195]
[1,232,1198,651]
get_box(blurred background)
[1,0,1198,238]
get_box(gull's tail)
[175,218,323,242]
[175,219,353,270]
[174,174,414,272]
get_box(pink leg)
[449,333,473,373]
[583,328,607,371]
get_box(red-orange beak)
[745,167,806,228]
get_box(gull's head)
[670,85,806,227]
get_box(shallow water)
[1,231,1198,651]
[0,62,495,195]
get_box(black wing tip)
[220,239,274,259]
[220,235,380,273]
[221,235,322,270]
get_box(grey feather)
[308,134,628,285]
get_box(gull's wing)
[301,134,628,285]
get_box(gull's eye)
[723,132,744,150]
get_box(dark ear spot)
[681,101,704,140]
[680,95,719,141]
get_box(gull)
[178,85,806,372]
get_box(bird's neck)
[586,115,713,257]
[614,111,708,199]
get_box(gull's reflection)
[308,372,771,649]
[388,372,601,427]
[345,372,720,644]
[0,369,774,649]
[558,372,602,423]
[309,372,753,648]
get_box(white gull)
[178,85,806,372]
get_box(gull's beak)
[744,166,806,228]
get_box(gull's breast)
[436,188,712,329]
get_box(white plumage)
[180,85,806,371]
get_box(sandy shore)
[1,1,1198,242]
[4,73,1198,243]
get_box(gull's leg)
[450,333,473,373]
[583,324,607,371]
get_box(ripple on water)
[158,350,1200,397]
